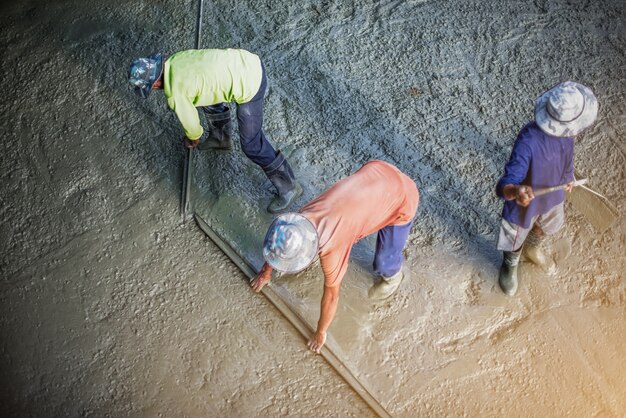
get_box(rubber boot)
[523,230,549,270]
[199,106,232,150]
[262,151,303,214]
[368,269,405,300]
[498,249,521,296]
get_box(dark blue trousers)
[373,220,413,278]
[205,64,277,168]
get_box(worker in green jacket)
[128,49,302,213]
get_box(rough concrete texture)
[1,0,625,416]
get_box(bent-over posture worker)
[251,160,420,353]
[128,49,302,213]
[496,81,598,296]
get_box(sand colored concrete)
[1,0,625,416]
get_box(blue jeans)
[373,220,413,278]
[205,64,277,168]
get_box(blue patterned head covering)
[263,213,319,273]
[128,53,165,99]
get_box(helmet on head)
[262,213,319,274]
[128,52,165,99]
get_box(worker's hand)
[505,184,534,207]
[307,331,327,354]
[183,137,200,149]
[565,182,574,193]
[515,185,534,207]
[250,264,272,292]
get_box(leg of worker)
[496,218,529,296]
[238,65,301,213]
[199,103,233,150]
[524,202,565,269]
[236,65,278,167]
[204,103,227,114]
[369,221,413,300]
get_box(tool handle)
[195,0,204,49]
[181,0,204,221]
[533,179,587,197]
[533,184,568,197]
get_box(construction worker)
[251,160,420,353]
[496,81,598,296]
[127,49,302,213]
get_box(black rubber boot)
[498,249,521,296]
[199,106,232,150]
[262,151,303,214]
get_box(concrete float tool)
[532,177,617,232]
[569,183,618,233]
[571,172,618,233]
[180,0,204,221]
[194,213,393,418]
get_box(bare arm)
[308,285,340,353]
[250,262,273,292]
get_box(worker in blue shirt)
[496,81,598,296]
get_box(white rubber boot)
[523,230,553,272]
[524,245,547,267]
[368,270,404,300]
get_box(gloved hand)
[183,137,200,149]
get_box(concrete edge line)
[194,213,393,418]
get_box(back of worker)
[300,160,419,287]
[164,49,263,139]
[252,160,420,353]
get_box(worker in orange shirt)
[251,160,420,353]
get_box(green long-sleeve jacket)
[163,49,262,140]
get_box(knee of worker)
[535,203,565,236]
[239,131,276,167]
[373,253,404,278]
[536,217,564,236]
[237,115,264,147]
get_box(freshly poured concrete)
[1,0,625,416]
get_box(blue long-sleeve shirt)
[496,122,574,228]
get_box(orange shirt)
[300,160,419,287]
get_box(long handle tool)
[533,178,618,232]
[181,0,204,221]
[533,178,588,197]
